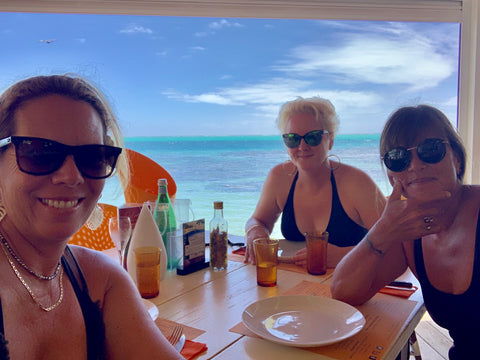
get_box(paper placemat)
[230,281,417,359]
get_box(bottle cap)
[158,178,168,186]
[213,201,223,209]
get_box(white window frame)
[2,0,479,182]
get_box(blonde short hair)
[276,96,339,136]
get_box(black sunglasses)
[282,130,329,149]
[383,138,448,172]
[0,136,122,179]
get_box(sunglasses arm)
[0,137,12,150]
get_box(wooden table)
[105,239,425,360]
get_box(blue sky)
[1,13,459,137]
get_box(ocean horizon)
[101,134,391,238]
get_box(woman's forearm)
[330,230,407,305]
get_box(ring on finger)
[426,225,432,231]
[423,216,434,224]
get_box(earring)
[327,154,341,171]
[86,204,104,231]
[0,199,6,223]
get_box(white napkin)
[126,202,168,282]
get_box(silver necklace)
[0,233,61,280]
[1,242,64,312]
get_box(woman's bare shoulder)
[463,185,480,204]
[270,161,296,176]
[265,161,297,185]
[66,246,121,281]
[334,162,378,185]
[66,245,133,302]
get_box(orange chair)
[68,203,118,251]
[123,148,177,204]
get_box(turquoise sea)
[100,134,391,238]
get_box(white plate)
[242,295,365,347]
[142,299,159,321]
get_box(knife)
[388,281,413,289]
[174,334,186,353]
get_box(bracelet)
[365,234,385,257]
[245,224,269,235]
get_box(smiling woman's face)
[285,112,333,171]
[386,130,461,200]
[0,94,106,243]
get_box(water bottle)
[209,201,228,270]
[153,179,178,270]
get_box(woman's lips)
[408,177,436,186]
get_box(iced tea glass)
[253,238,279,287]
[134,246,161,298]
[305,231,329,275]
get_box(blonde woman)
[244,97,385,267]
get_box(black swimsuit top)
[0,246,105,360]
[281,171,367,247]
[414,211,480,360]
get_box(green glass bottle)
[153,178,178,270]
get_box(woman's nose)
[408,151,426,171]
[51,155,84,185]
[298,138,310,150]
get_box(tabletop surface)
[104,237,425,360]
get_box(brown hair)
[380,105,466,180]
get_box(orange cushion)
[68,203,117,251]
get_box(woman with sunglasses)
[244,97,385,266]
[0,75,182,359]
[331,105,477,359]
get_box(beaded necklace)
[0,233,61,280]
[0,241,64,311]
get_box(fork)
[167,324,184,347]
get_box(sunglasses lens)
[16,139,65,175]
[75,145,121,179]
[12,137,121,179]
[384,148,410,172]
[418,139,446,164]
[304,131,324,146]
[282,134,301,148]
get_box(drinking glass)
[305,231,329,275]
[253,238,279,287]
[109,216,132,269]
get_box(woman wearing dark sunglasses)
[244,97,385,266]
[331,105,478,359]
[0,75,182,359]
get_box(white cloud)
[119,24,153,34]
[159,22,458,135]
[274,22,456,92]
[208,19,243,30]
[443,96,458,107]
[162,78,382,123]
[189,46,205,52]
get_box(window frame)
[2,0,478,182]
